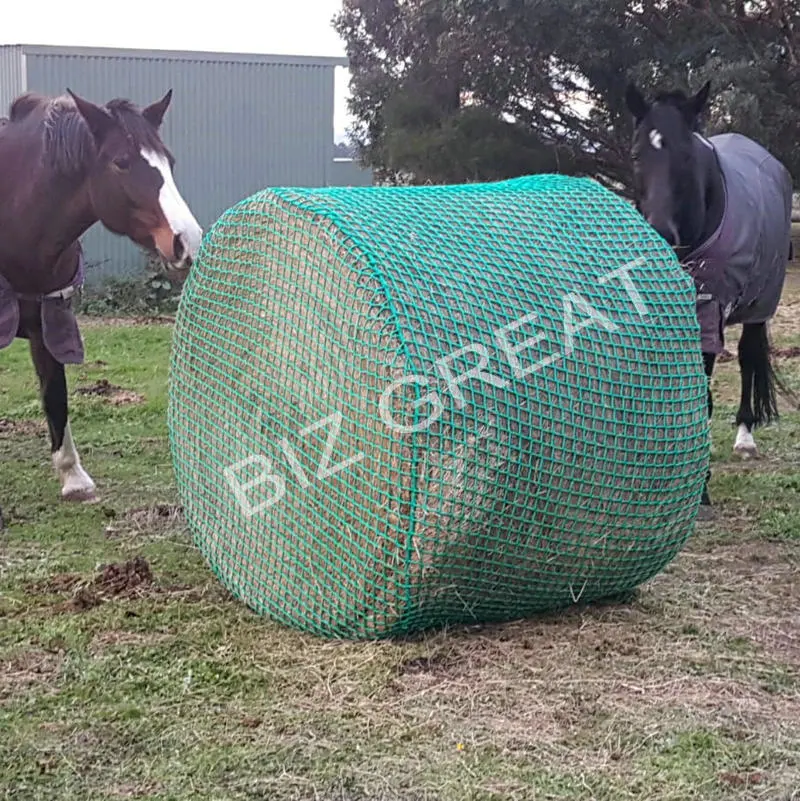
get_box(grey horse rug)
[0,248,86,364]
[686,132,794,355]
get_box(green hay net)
[167,174,710,640]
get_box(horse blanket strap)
[682,132,793,355]
[0,249,86,364]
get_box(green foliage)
[76,256,183,317]
[381,98,581,184]
[334,0,800,189]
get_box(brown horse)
[0,89,202,522]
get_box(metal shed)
[0,43,372,286]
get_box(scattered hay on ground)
[0,648,64,700]
[73,379,145,406]
[103,503,185,540]
[88,630,175,656]
[0,417,46,438]
[125,503,184,529]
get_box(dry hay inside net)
[169,178,709,638]
[171,196,415,633]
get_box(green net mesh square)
[167,174,710,640]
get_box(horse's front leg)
[733,322,771,459]
[28,325,96,502]
[700,351,716,509]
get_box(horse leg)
[733,322,778,458]
[28,324,97,501]
[700,351,716,507]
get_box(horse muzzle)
[151,223,202,271]
[170,233,194,270]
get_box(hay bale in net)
[168,174,710,640]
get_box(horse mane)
[43,96,96,177]
[6,92,166,178]
[8,92,48,122]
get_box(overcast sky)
[1,0,354,140]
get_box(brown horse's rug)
[686,132,794,355]
[0,253,85,364]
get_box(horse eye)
[113,156,131,171]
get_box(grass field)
[1,272,799,801]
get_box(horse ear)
[690,80,711,116]
[625,82,649,122]
[67,89,115,143]
[142,90,172,130]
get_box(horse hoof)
[733,442,759,459]
[733,425,759,459]
[56,461,97,503]
[61,485,98,503]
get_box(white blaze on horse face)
[649,128,663,150]
[734,423,758,458]
[141,148,203,266]
[53,422,97,501]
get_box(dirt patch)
[26,572,83,595]
[56,557,154,612]
[95,557,154,593]
[775,345,800,359]
[0,648,64,699]
[718,771,768,789]
[74,379,145,406]
[27,557,221,614]
[0,418,46,438]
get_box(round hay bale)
[167,174,710,640]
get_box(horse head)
[67,89,202,275]
[624,80,712,251]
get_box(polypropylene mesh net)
[168,174,710,640]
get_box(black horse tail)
[745,321,799,427]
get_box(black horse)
[625,80,795,514]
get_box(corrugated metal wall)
[0,46,25,118]
[18,47,342,286]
